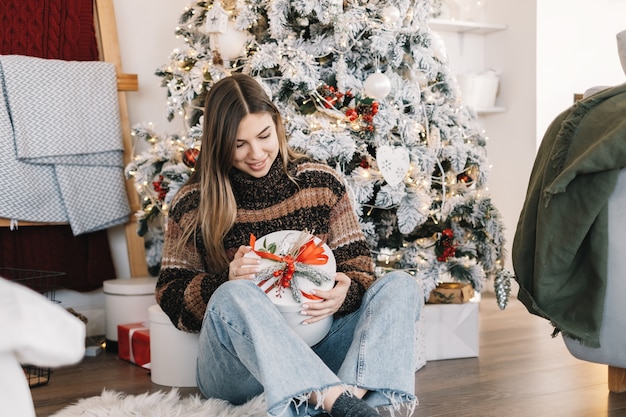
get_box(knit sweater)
[156,158,376,332]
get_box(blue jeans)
[196,271,422,417]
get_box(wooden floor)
[32,294,626,417]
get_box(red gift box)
[117,322,150,368]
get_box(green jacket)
[513,82,626,347]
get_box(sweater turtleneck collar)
[229,156,286,189]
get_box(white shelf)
[428,19,507,35]
[476,106,507,115]
[430,17,508,116]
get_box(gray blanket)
[0,55,130,235]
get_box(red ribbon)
[249,234,328,299]
[249,234,328,265]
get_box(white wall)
[536,0,626,146]
[114,0,190,132]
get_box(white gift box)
[246,230,336,346]
[149,304,199,387]
[423,301,479,361]
[103,277,157,353]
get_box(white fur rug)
[50,389,267,417]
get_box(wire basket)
[22,365,53,388]
[0,267,65,388]
[0,267,64,303]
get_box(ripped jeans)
[196,270,423,417]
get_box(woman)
[156,73,422,417]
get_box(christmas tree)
[125,0,512,309]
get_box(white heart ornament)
[377,145,410,187]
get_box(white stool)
[103,277,157,353]
[148,304,199,387]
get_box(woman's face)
[232,112,279,178]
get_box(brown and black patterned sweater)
[156,158,376,333]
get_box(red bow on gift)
[250,233,328,300]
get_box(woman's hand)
[300,272,351,324]
[228,245,260,281]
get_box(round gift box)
[103,277,157,353]
[148,304,199,387]
[246,230,336,346]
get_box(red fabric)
[0,0,99,61]
[117,323,151,367]
[0,0,116,292]
[0,225,117,292]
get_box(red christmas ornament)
[152,175,169,201]
[457,172,473,184]
[371,101,379,115]
[183,148,200,168]
[437,228,457,262]
[442,228,454,239]
[346,108,358,121]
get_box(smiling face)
[232,112,280,178]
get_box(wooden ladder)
[0,0,148,277]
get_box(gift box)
[427,282,475,304]
[246,230,336,346]
[103,277,157,353]
[423,301,479,361]
[117,322,150,368]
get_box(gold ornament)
[220,0,237,12]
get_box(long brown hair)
[179,73,302,271]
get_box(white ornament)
[327,0,343,13]
[382,5,401,26]
[215,21,249,61]
[429,31,448,61]
[428,126,441,149]
[206,2,229,34]
[412,70,429,87]
[377,145,411,187]
[364,72,392,99]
